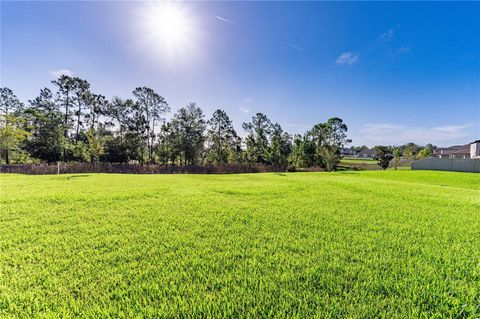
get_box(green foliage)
[86,128,107,163]
[392,147,402,170]
[1,87,25,164]
[1,171,479,317]
[2,84,360,169]
[23,88,64,162]
[132,87,169,163]
[242,113,272,163]
[170,103,206,165]
[307,117,351,171]
[205,109,238,165]
[418,147,433,159]
[399,142,422,161]
[0,115,30,164]
[266,123,291,166]
[289,134,316,168]
[374,145,393,170]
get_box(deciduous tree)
[374,146,393,170]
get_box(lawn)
[340,157,376,164]
[339,158,412,170]
[1,171,479,317]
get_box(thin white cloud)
[282,41,305,52]
[336,52,359,65]
[432,124,474,133]
[215,15,257,33]
[216,15,303,52]
[379,28,394,40]
[356,122,477,146]
[49,69,73,78]
[398,46,411,54]
[240,98,252,113]
[216,16,236,25]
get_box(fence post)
[57,161,60,175]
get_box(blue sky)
[1,1,479,147]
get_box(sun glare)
[135,2,199,62]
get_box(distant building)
[412,140,479,172]
[434,140,480,159]
[470,140,480,159]
[357,148,376,159]
[340,148,357,156]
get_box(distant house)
[434,140,480,159]
[357,148,376,159]
[340,148,356,156]
[413,140,480,172]
[470,140,480,159]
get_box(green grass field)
[340,157,376,164]
[1,171,479,318]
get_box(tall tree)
[103,97,139,163]
[267,123,291,166]
[128,100,149,164]
[227,135,244,164]
[0,118,30,164]
[392,147,402,170]
[170,103,206,165]
[132,87,169,163]
[289,134,315,168]
[72,78,90,142]
[0,88,25,164]
[84,93,108,131]
[374,145,393,170]
[85,127,107,164]
[323,118,351,148]
[321,118,351,171]
[307,118,350,171]
[106,97,134,139]
[156,122,176,164]
[205,109,238,164]
[23,88,64,162]
[52,75,76,160]
[242,113,272,163]
[0,87,23,119]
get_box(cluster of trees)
[373,143,436,170]
[0,76,352,171]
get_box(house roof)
[433,143,470,156]
[358,148,376,155]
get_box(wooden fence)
[0,163,289,175]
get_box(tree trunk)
[75,102,81,143]
[5,149,9,165]
[150,119,155,163]
[64,93,70,162]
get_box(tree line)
[0,76,352,171]
[373,143,436,170]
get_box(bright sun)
[135,2,199,62]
